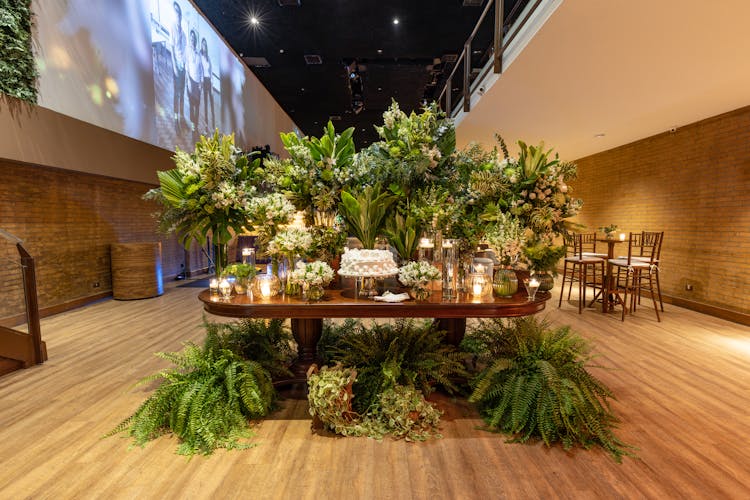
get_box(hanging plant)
[0,0,38,104]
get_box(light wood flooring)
[0,280,748,499]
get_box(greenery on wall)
[0,0,38,103]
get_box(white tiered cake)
[337,248,399,277]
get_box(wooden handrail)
[0,229,45,367]
[17,243,44,364]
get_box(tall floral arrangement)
[245,193,296,252]
[144,131,261,276]
[264,121,357,225]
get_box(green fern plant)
[323,319,468,414]
[106,328,276,455]
[206,318,295,380]
[464,316,635,462]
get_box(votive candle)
[209,278,219,295]
[619,233,626,241]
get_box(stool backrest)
[625,231,662,265]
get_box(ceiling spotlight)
[279,49,285,53]
[250,16,259,25]
[377,49,383,54]
[392,18,399,25]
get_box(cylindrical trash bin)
[111,242,164,300]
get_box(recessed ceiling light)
[279,49,284,54]
[300,87,305,92]
[377,87,382,91]
[594,133,605,138]
[250,16,259,25]
[392,18,399,25]
[377,49,383,54]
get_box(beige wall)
[570,106,750,320]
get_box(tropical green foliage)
[0,0,37,103]
[265,121,357,216]
[221,262,257,279]
[107,328,276,455]
[144,131,261,248]
[320,319,468,414]
[206,318,295,380]
[339,185,397,248]
[307,364,443,442]
[464,317,635,462]
[522,242,567,274]
[383,213,421,261]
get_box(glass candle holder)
[523,278,540,301]
[469,272,492,298]
[252,273,281,298]
[418,236,434,262]
[209,278,219,296]
[241,247,256,268]
[441,238,457,299]
[218,279,232,300]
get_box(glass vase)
[410,286,431,301]
[531,271,555,292]
[493,268,519,297]
[441,238,457,299]
[303,283,325,301]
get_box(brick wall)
[0,160,209,324]
[570,106,750,316]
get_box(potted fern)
[463,316,635,462]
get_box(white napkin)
[372,291,410,302]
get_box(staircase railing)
[437,0,541,118]
[0,228,45,367]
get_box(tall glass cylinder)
[441,239,457,299]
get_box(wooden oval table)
[199,287,550,385]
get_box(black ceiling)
[194,0,526,148]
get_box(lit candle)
[260,281,272,298]
[419,237,433,248]
[473,282,483,296]
[209,278,219,295]
[529,278,540,288]
[619,233,626,241]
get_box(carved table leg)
[434,318,467,346]
[290,318,323,380]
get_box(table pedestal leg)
[434,318,467,346]
[290,318,323,380]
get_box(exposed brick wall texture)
[0,160,209,322]
[570,106,750,315]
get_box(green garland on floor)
[0,0,38,103]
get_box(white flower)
[268,227,313,256]
[290,260,334,287]
[398,261,441,288]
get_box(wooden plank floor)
[1,281,748,499]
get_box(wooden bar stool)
[559,233,605,313]
[608,232,662,322]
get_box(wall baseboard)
[663,294,749,326]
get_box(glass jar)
[493,268,519,297]
[252,273,281,298]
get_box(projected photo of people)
[150,0,221,150]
